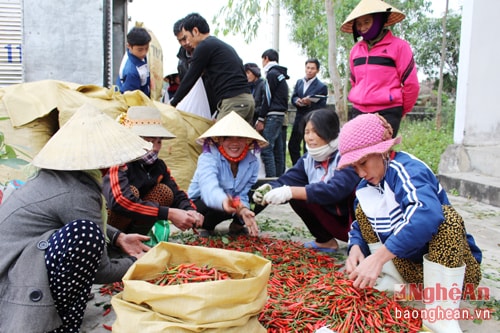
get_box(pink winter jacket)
[348,30,419,116]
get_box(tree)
[213,0,455,121]
[412,10,461,96]
[213,0,355,120]
[436,0,449,130]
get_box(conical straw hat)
[197,111,268,147]
[123,106,176,139]
[32,103,152,170]
[341,0,405,33]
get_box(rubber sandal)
[303,241,338,253]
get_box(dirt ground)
[81,195,500,332]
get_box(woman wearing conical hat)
[0,104,153,332]
[252,109,360,252]
[338,114,482,333]
[188,111,268,237]
[103,106,204,237]
[341,0,420,136]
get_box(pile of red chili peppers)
[147,263,231,285]
[99,236,422,332]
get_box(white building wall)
[22,0,105,85]
[439,0,500,206]
[454,0,500,146]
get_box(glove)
[252,184,272,205]
[263,185,292,205]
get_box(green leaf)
[0,158,29,169]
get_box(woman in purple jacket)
[188,111,268,237]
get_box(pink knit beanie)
[337,114,401,169]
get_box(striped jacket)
[103,159,195,225]
[348,151,482,263]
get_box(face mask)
[359,13,385,41]
[141,150,159,165]
[306,139,338,162]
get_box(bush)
[397,118,453,174]
[284,108,454,174]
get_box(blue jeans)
[261,115,285,177]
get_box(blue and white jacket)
[269,151,359,220]
[349,151,482,263]
[116,49,150,97]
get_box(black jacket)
[170,36,250,107]
[258,64,290,121]
[249,77,266,123]
[176,46,217,114]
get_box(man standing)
[170,18,215,118]
[256,49,289,177]
[244,63,266,125]
[169,13,254,123]
[173,18,192,82]
[289,58,328,165]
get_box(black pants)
[350,106,403,137]
[288,111,307,166]
[46,220,105,333]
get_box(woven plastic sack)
[112,293,266,333]
[112,242,271,332]
[153,102,212,190]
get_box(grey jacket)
[0,170,134,332]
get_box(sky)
[128,0,319,86]
[128,0,463,86]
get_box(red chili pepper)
[103,323,112,331]
[146,263,231,286]
[228,196,241,209]
[99,236,422,332]
[102,307,111,317]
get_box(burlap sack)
[133,22,163,102]
[153,102,212,190]
[112,242,270,332]
[0,89,58,183]
[112,294,266,333]
[56,83,128,126]
[0,80,212,189]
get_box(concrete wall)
[453,0,500,146]
[112,0,128,85]
[439,0,500,206]
[23,1,105,84]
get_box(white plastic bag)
[176,77,211,119]
[254,151,266,178]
